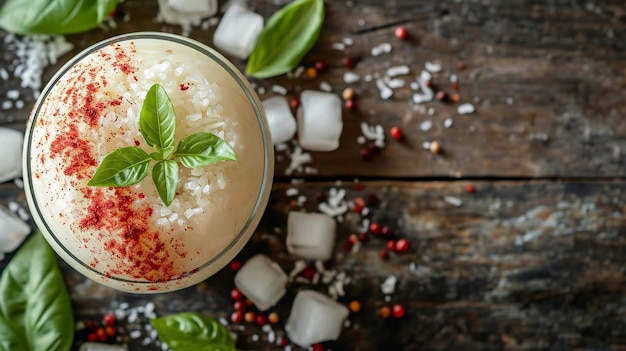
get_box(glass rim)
[24,32,273,287]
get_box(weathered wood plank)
[1,0,625,178]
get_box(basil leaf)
[175,132,236,168]
[140,84,176,158]
[150,312,236,351]
[88,146,151,187]
[0,232,74,350]
[152,160,179,207]
[246,0,324,78]
[0,0,120,35]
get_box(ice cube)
[297,90,343,151]
[234,254,288,311]
[78,343,128,351]
[287,212,336,260]
[167,0,217,14]
[286,290,349,348]
[0,127,23,183]
[213,3,263,59]
[0,205,29,253]
[262,96,296,145]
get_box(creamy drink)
[23,33,273,293]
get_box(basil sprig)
[0,0,121,35]
[88,84,237,206]
[0,232,74,351]
[150,312,237,351]
[245,0,324,78]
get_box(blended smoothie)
[24,34,272,292]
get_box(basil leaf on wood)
[246,0,324,78]
[87,146,151,187]
[152,160,179,207]
[0,0,121,35]
[140,84,176,159]
[175,132,237,168]
[0,232,74,351]
[150,312,237,351]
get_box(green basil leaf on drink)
[175,132,237,168]
[140,84,176,158]
[0,0,121,35]
[152,160,180,207]
[88,146,151,187]
[0,232,74,351]
[150,312,237,351]
[246,0,324,78]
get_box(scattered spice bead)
[360,148,373,161]
[306,67,318,79]
[349,234,360,243]
[369,223,381,235]
[342,87,355,100]
[355,183,364,191]
[466,184,476,193]
[452,82,459,91]
[386,240,397,251]
[352,203,364,213]
[452,93,461,102]
[429,141,441,154]
[230,287,243,301]
[342,57,354,68]
[367,193,379,206]
[381,225,392,236]
[87,333,98,342]
[231,311,243,323]
[314,61,327,72]
[392,304,406,318]
[233,301,246,312]
[256,314,268,326]
[358,232,369,243]
[96,327,107,342]
[457,62,466,70]
[394,26,408,40]
[315,192,326,203]
[390,126,403,141]
[278,337,288,347]
[349,300,362,313]
[436,90,448,102]
[367,143,381,155]
[245,298,254,306]
[105,326,116,337]
[379,248,389,260]
[395,238,410,252]
[244,311,256,323]
[85,320,96,331]
[379,306,391,318]
[268,312,280,324]
[229,260,242,271]
[300,266,316,280]
[345,99,355,111]
[312,344,324,351]
[290,98,300,109]
[343,238,354,252]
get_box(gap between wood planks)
[273,175,626,184]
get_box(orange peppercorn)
[452,93,461,102]
[306,67,318,79]
[268,312,280,324]
[244,311,256,323]
[349,300,361,313]
[379,306,391,318]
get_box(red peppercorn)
[379,248,389,260]
[314,61,327,72]
[386,240,397,251]
[342,57,354,68]
[352,203,364,213]
[457,62,466,70]
[436,90,448,102]
[394,26,408,40]
[360,148,373,162]
[312,343,324,351]
[231,311,243,323]
[355,183,364,191]
[87,332,98,342]
[349,234,360,244]
[300,266,316,280]
[343,238,354,252]
[390,126,403,140]
[290,98,300,109]
[85,320,96,331]
[229,260,243,271]
[278,337,288,347]
[103,313,115,327]
[230,287,243,301]
[358,232,369,243]
[96,327,107,341]
[256,314,268,326]
[466,184,476,193]
[315,192,327,203]
[369,223,381,235]
[395,238,410,252]
[452,82,459,91]
[392,304,406,318]
[345,99,355,111]
[233,301,246,312]
[381,225,392,236]
[367,194,379,206]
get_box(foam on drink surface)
[29,38,265,291]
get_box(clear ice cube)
[0,205,29,253]
[234,254,288,311]
[262,96,297,145]
[213,3,264,59]
[297,90,343,151]
[78,343,128,351]
[0,127,23,183]
[167,0,217,14]
[286,212,336,260]
[286,290,349,348]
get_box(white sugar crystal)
[6,90,19,100]
[422,141,431,149]
[381,275,397,294]
[320,82,332,92]
[342,37,354,46]
[130,330,141,339]
[262,96,296,145]
[297,90,343,151]
[0,68,8,80]
[0,128,23,183]
[357,136,366,144]
[386,65,410,77]
[425,61,442,73]
[271,85,287,95]
[1,101,12,110]
[234,254,288,311]
[444,118,453,128]
[318,201,348,217]
[376,79,392,100]
[331,42,345,51]
[444,196,462,207]
[213,3,263,59]
[343,72,360,84]
[286,188,299,197]
[386,78,404,89]
[286,290,349,348]
[420,120,433,132]
[287,212,336,260]
[0,205,29,253]
[428,107,435,116]
[286,146,312,175]
[15,100,24,109]
[450,74,458,83]
[457,103,475,114]
[411,71,434,104]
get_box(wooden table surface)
[1,0,625,350]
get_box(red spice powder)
[49,124,97,179]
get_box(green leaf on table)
[0,231,74,351]
[150,312,237,351]
[0,0,121,35]
[87,146,151,187]
[175,132,237,168]
[245,0,324,78]
[140,84,176,158]
[152,160,179,207]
